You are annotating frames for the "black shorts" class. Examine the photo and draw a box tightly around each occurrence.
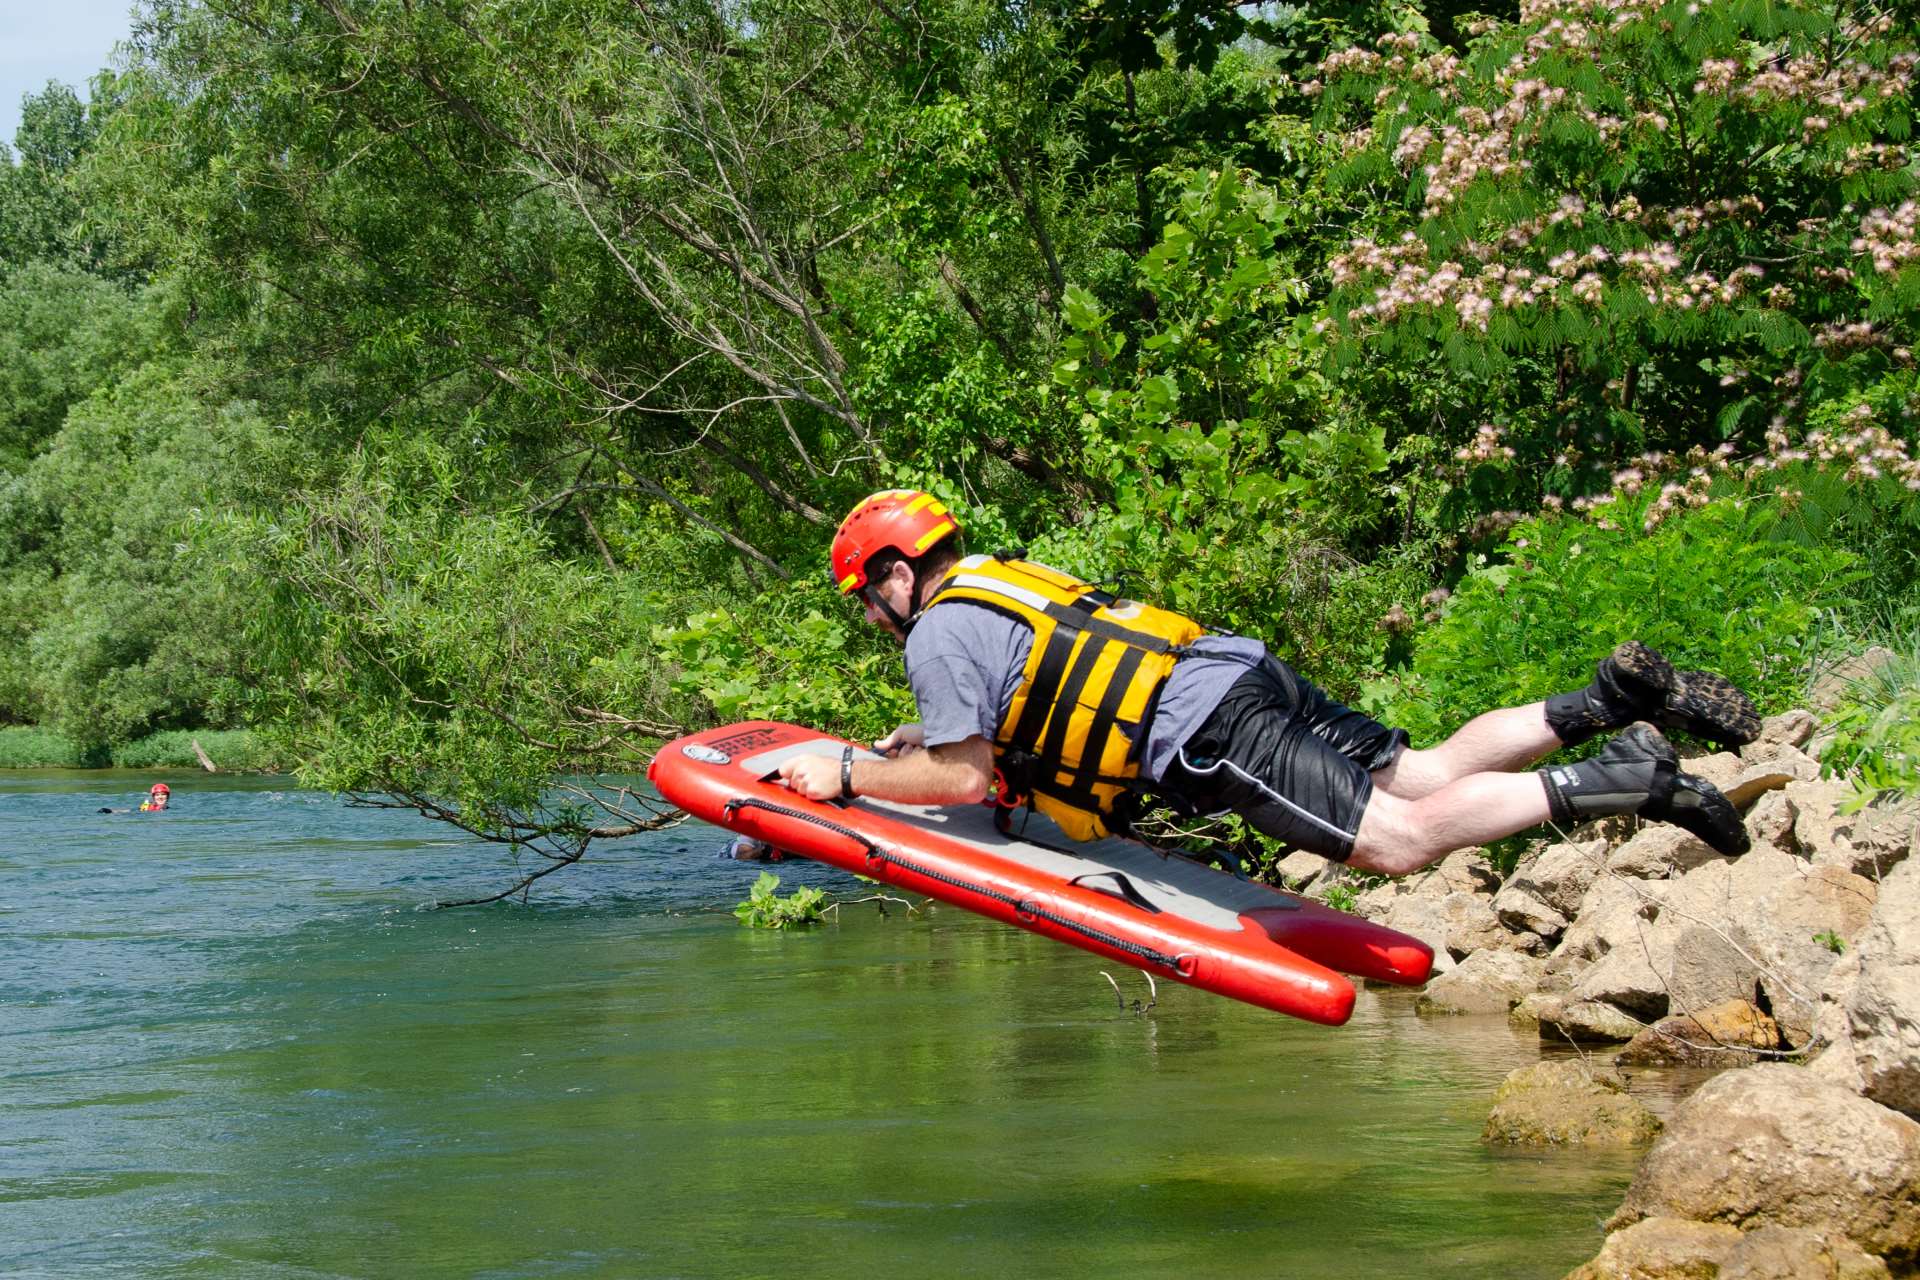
[1152,655,1407,862]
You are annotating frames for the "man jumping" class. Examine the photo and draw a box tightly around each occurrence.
[777,489,1754,875]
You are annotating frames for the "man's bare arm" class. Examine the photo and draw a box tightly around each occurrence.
[777,735,993,805]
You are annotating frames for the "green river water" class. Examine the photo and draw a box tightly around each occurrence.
[2,771,1656,1278]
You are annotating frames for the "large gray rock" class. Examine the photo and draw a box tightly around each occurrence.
[1515,839,1607,916]
[1275,850,1336,892]
[1615,999,1782,1069]
[1352,875,1412,921]
[1811,859,1920,1117]
[1606,824,1724,879]
[1564,1217,1891,1280]
[1563,854,1779,1021]
[1743,788,1800,856]
[1685,746,1811,812]
[1549,876,1665,979]
[1680,749,1747,794]
[1482,1061,1661,1146]
[1745,708,1817,756]
[1739,863,1878,1047]
[1610,1064,1920,1267]
[1493,884,1569,940]
[1427,847,1502,896]
[1573,940,1672,1020]
[1529,994,1647,1044]
[1438,890,1513,959]
[1636,846,1802,999]
[1494,840,1607,941]
[1791,781,1918,878]
[1417,949,1545,1015]
[1664,921,1762,1015]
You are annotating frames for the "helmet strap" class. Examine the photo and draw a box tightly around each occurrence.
[863,579,914,637]
[864,561,940,638]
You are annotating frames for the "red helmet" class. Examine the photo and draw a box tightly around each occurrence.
[150,783,170,795]
[829,490,960,594]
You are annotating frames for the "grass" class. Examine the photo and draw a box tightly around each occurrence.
[1815,632,1920,802]
[0,726,287,771]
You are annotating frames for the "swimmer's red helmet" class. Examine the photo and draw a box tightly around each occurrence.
[149,783,170,795]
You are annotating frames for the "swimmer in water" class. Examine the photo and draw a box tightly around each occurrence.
[100,782,172,814]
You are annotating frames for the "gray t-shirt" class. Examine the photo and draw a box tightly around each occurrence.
[903,600,1266,782]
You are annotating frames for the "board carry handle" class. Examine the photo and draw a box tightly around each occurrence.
[722,796,883,856]
[1067,871,1162,915]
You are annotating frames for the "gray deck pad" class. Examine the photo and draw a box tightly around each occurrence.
[739,738,1299,931]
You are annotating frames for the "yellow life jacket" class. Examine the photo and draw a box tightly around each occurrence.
[919,555,1204,841]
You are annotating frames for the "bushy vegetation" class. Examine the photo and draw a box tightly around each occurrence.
[0,725,277,769]
[0,0,1912,881]
[109,729,282,771]
[0,726,93,768]
[1820,638,1920,803]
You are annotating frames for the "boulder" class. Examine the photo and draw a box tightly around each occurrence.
[1745,708,1817,756]
[1607,824,1724,879]
[1573,941,1672,1020]
[1438,890,1514,958]
[1510,990,1556,1031]
[1610,1064,1920,1267]
[1417,949,1545,1015]
[1493,884,1569,941]
[1554,845,1877,1037]
[1565,1217,1743,1280]
[1811,858,1920,1117]
[1664,921,1762,1015]
[1743,788,1800,857]
[1275,850,1336,893]
[1714,1225,1892,1279]
[1618,846,1798,1020]
[1564,1217,1891,1280]
[1683,750,1748,798]
[1494,840,1610,942]
[1685,741,1814,808]
[1353,875,1412,921]
[1792,781,1919,879]
[1532,995,1647,1044]
[1615,999,1782,1068]
[1483,1060,1661,1146]
[1426,847,1502,896]
[1723,763,1806,811]
[1739,864,1878,1047]
[1510,839,1608,917]
[1550,876,1664,979]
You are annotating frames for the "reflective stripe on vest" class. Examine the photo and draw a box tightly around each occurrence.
[919,555,1204,840]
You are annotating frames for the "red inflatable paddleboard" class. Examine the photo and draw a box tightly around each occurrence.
[649,721,1434,1025]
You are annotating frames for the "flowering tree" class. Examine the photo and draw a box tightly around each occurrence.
[1308,0,1918,516]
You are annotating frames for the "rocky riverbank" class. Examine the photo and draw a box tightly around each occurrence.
[1289,685,1920,1277]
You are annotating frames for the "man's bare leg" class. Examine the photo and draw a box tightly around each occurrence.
[1346,771,1552,876]
[1371,703,1560,801]
[1346,722,1751,876]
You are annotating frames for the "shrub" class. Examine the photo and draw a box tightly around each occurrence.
[1379,497,1859,748]
[109,729,284,771]
[0,726,98,768]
